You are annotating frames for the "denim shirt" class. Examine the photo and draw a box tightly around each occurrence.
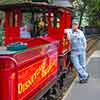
[65,29,86,54]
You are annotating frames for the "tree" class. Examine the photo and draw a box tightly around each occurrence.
[72,0,89,27]
[86,0,100,26]
[73,0,100,27]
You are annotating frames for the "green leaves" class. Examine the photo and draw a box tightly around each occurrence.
[73,0,100,27]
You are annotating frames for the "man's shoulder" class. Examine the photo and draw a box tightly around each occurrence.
[78,29,83,34]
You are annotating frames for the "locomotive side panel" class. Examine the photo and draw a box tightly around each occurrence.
[0,57,17,100]
[17,47,58,99]
[0,42,58,100]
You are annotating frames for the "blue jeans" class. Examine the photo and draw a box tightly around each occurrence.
[71,51,88,80]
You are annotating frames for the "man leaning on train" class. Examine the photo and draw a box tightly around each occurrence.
[64,19,89,83]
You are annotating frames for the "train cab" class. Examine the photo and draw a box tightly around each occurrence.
[0,1,73,100]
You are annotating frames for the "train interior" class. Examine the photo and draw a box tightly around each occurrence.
[0,2,71,54]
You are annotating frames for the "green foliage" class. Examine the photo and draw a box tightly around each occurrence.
[86,0,100,27]
[0,29,3,46]
[73,0,100,27]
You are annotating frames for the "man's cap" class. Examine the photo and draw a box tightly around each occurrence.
[72,19,79,25]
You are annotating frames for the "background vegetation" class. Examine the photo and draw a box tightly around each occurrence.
[72,0,100,27]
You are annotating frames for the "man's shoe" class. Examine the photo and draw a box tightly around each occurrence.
[79,79,88,84]
[79,75,90,84]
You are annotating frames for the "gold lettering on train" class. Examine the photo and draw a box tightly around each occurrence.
[18,61,55,94]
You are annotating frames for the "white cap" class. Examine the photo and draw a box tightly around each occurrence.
[72,19,79,25]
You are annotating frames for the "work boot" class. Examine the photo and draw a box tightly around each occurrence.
[79,75,90,84]
[79,79,88,84]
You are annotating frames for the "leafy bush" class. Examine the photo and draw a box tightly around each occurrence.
[0,29,3,46]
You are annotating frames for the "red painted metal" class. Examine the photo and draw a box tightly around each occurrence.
[4,8,71,54]
[0,42,58,100]
[48,10,71,54]
[4,9,20,45]
[0,2,72,100]
[0,56,18,100]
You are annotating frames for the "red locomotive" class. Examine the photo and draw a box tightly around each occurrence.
[0,1,72,100]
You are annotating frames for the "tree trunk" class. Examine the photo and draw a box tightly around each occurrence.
[79,11,84,27]
[79,5,86,27]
